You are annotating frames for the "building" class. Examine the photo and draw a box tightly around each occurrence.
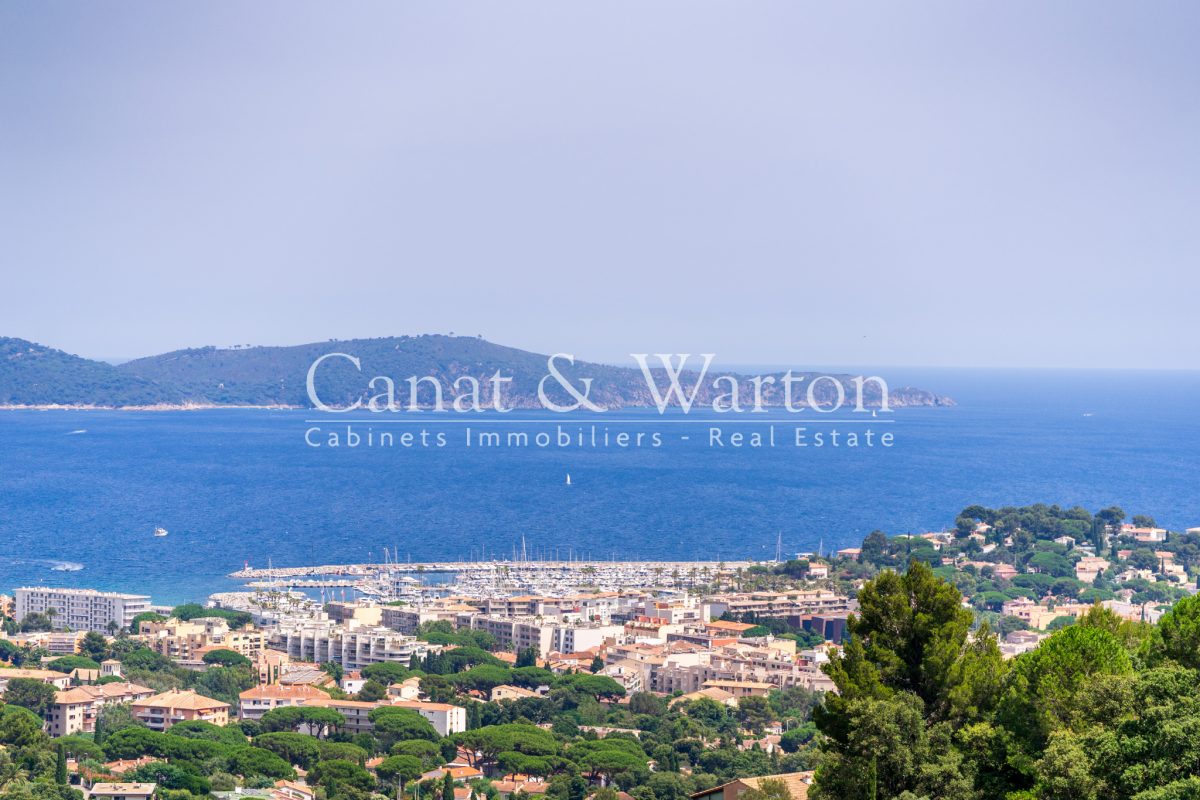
[701,679,774,698]
[273,621,430,670]
[139,617,265,661]
[691,772,813,800]
[456,614,623,657]
[130,689,229,731]
[0,668,74,692]
[490,684,540,702]
[238,683,331,721]
[390,699,467,736]
[46,682,155,737]
[707,590,853,621]
[86,784,156,800]
[14,588,151,633]
[381,603,476,635]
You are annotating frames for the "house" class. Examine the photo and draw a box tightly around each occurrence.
[238,683,331,721]
[670,687,737,708]
[341,671,367,695]
[386,676,422,701]
[47,682,155,737]
[490,780,548,799]
[992,564,1018,581]
[131,689,229,731]
[1075,556,1111,584]
[490,684,539,702]
[691,772,813,800]
[272,780,316,800]
[701,679,773,698]
[85,784,157,800]
[0,668,74,692]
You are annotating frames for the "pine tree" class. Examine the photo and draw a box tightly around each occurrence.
[441,772,454,800]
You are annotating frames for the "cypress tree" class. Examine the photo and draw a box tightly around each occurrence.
[55,743,68,785]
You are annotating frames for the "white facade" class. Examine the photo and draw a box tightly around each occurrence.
[15,587,151,632]
[273,621,429,670]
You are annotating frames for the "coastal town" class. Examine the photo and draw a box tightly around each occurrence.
[4,504,1200,800]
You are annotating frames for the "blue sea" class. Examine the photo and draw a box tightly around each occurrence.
[1,368,1198,604]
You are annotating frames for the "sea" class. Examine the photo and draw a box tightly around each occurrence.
[1,368,1197,604]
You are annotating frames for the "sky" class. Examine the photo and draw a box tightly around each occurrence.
[1,2,1197,369]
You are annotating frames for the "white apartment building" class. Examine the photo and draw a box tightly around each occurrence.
[455,613,622,657]
[390,700,467,736]
[15,587,151,633]
[272,621,430,670]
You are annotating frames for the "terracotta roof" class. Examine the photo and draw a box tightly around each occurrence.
[692,772,812,800]
[132,689,228,711]
[240,684,331,701]
[88,784,157,796]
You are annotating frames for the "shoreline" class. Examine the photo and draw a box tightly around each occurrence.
[0,403,301,411]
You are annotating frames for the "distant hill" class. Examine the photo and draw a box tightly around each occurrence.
[0,337,183,406]
[1,334,953,409]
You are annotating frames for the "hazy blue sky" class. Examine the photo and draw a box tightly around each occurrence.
[1,2,1197,368]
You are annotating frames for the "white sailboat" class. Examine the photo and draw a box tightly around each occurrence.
[565,473,572,486]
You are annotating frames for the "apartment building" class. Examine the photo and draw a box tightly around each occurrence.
[381,602,477,635]
[15,587,151,633]
[139,617,265,660]
[238,683,331,721]
[130,689,229,731]
[46,682,155,737]
[607,637,834,695]
[390,699,466,736]
[272,621,430,670]
[707,589,853,621]
[456,613,622,657]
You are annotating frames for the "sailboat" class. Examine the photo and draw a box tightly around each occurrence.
[565,473,572,486]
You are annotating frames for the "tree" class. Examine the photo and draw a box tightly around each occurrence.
[442,770,454,800]
[4,678,59,718]
[819,561,977,721]
[202,649,251,668]
[1145,594,1200,670]
[54,743,67,785]
[1132,515,1157,529]
[80,631,110,662]
[368,707,440,745]
[998,624,1132,766]
[227,746,297,780]
[377,754,424,796]
[515,647,538,668]
[46,655,101,674]
[308,759,376,793]
[253,732,322,769]
[356,679,387,702]
[391,739,444,770]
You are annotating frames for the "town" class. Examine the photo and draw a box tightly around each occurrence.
[3,503,1200,800]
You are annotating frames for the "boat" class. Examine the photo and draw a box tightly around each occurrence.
[153,527,169,537]
[565,473,572,486]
